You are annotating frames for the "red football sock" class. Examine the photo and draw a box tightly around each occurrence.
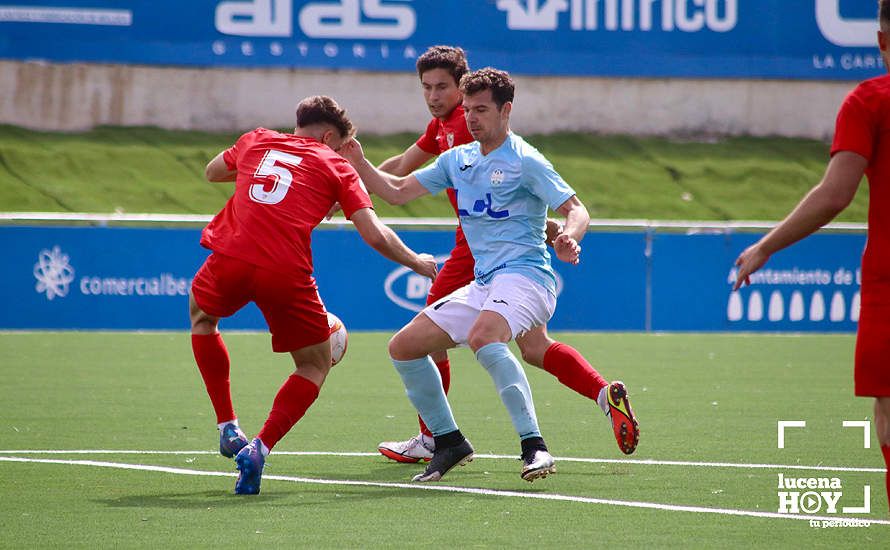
[191,333,235,424]
[541,342,608,401]
[418,358,451,438]
[882,446,890,513]
[257,374,320,450]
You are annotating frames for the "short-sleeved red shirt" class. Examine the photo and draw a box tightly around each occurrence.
[415,105,474,256]
[831,74,890,304]
[201,128,372,281]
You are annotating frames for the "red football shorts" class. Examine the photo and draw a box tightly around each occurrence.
[854,303,890,397]
[191,253,329,353]
[426,244,475,305]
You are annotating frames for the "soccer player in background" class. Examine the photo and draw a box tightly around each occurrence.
[189,96,438,495]
[341,68,602,482]
[734,0,890,512]
[375,45,640,465]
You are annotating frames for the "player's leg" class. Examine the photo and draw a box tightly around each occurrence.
[232,276,333,495]
[467,274,555,481]
[189,253,251,459]
[517,326,639,455]
[234,338,332,495]
[391,297,475,481]
[379,251,474,462]
[854,307,890,511]
[875,397,890,513]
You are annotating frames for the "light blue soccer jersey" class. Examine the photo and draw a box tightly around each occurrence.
[414,133,575,295]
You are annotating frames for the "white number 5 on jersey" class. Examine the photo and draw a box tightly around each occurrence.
[250,149,303,205]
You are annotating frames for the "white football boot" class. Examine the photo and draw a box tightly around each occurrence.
[378,434,434,463]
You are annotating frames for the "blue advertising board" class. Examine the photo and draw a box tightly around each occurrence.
[8,225,648,331]
[651,232,865,332]
[0,1,883,80]
[1,225,866,332]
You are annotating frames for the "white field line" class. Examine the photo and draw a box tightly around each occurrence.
[0,450,883,473]
[0,455,885,526]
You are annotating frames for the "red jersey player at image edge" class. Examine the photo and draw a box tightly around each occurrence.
[734,0,890,513]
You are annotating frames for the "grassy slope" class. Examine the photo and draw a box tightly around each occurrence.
[0,124,868,221]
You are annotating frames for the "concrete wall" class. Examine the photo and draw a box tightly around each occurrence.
[1,61,857,139]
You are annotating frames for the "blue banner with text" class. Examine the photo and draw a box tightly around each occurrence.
[0,1,883,80]
[3,225,865,332]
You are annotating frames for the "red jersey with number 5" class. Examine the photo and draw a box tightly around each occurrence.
[200,128,372,280]
[831,74,890,304]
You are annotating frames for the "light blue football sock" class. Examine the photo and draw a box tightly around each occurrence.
[476,342,541,440]
[392,357,459,436]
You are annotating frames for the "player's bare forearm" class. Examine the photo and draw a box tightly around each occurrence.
[378,154,409,176]
[350,209,437,280]
[733,151,865,290]
[378,144,434,178]
[341,139,430,205]
[757,152,865,256]
[348,154,406,204]
[556,196,590,243]
[369,224,438,280]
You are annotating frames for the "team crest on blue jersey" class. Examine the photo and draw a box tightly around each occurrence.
[490,169,505,185]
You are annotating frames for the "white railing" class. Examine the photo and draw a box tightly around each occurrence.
[0,211,868,232]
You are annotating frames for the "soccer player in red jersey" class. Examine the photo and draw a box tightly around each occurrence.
[189,95,438,495]
[374,46,639,464]
[735,1,890,512]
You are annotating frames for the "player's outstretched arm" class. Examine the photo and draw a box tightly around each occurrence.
[205,151,237,182]
[733,151,866,290]
[339,139,430,205]
[553,196,590,265]
[378,144,435,177]
[350,208,438,281]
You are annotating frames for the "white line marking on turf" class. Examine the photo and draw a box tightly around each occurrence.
[0,450,883,473]
[0,455,885,526]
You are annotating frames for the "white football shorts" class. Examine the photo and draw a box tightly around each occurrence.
[423,272,556,344]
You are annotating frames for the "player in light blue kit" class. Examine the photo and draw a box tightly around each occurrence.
[339,68,591,482]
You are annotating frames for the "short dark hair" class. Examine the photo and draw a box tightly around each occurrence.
[459,68,515,108]
[416,45,469,85]
[882,0,890,29]
[295,95,354,138]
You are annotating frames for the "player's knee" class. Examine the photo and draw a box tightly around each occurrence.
[388,332,413,361]
[468,331,501,353]
[296,362,330,387]
[190,316,217,335]
[188,294,217,334]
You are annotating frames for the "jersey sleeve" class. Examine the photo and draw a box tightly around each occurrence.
[415,118,440,154]
[330,157,373,219]
[222,129,257,170]
[831,86,875,161]
[413,149,454,195]
[522,151,576,210]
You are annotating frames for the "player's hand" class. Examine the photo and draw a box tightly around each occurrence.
[733,243,770,290]
[338,138,365,166]
[554,233,581,265]
[414,253,438,281]
[325,202,342,220]
[544,219,563,248]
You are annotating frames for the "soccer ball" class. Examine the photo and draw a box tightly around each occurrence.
[327,312,348,366]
